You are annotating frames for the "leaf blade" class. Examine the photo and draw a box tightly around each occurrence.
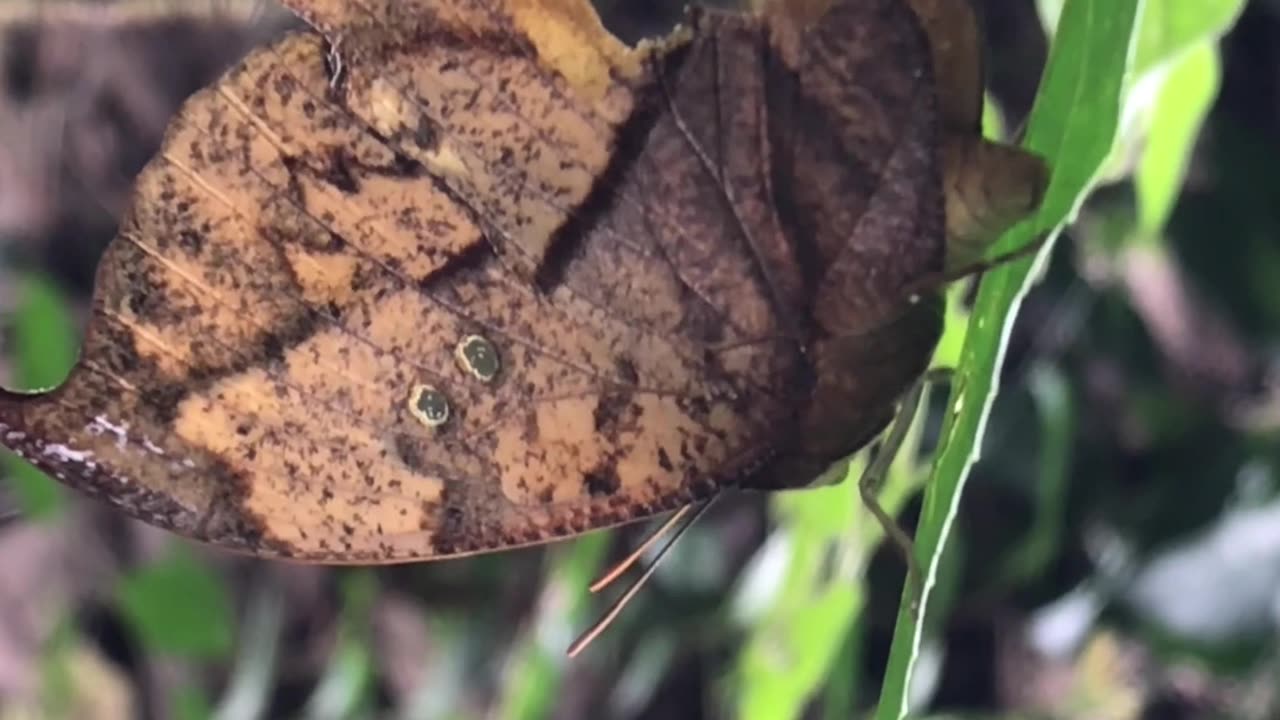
[873,1,1143,716]
[1136,41,1221,237]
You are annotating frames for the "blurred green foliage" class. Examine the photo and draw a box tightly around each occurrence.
[115,547,235,659]
[3,274,75,519]
[497,535,609,720]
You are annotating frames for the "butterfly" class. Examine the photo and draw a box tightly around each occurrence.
[0,0,1045,652]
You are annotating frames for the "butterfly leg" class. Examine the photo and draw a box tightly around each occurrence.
[857,367,952,614]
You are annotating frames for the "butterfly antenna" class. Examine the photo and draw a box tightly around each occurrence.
[589,504,693,593]
[567,498,716,657]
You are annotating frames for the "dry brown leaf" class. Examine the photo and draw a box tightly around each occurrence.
[1,0,1044,562]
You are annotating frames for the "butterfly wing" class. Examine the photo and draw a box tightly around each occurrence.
[0,0,944,560]
[0,2,756,561]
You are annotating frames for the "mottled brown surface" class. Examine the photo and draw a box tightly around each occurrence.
[0,0,1042,562]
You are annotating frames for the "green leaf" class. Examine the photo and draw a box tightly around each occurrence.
[733,479,866,720]
[1134,0,1244,75]
[304,571,377,720]
[9,275,77,388]
[820,627,861,720]
[1099,0,1240,188]
[1000,365,1076,585]
[1136,42,1221,237]
[1042,0,1242,72]
[495,534,609,720]
[173,686,214,720]
[39,616,76,719]
[874,1,1143,718]
[3,274,77,520]
[115,546,235,659]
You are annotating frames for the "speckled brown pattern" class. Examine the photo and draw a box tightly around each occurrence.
[0,0,1045,563]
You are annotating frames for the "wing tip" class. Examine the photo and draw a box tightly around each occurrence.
[0,384,58,445]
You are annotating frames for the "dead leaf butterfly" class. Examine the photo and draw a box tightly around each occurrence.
[0,0,1046,654]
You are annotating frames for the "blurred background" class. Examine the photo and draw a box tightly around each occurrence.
[0,0,1277,718]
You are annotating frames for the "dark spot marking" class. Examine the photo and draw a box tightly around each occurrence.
[324,147,359,194]
[409,385,450,427]
[261,333,286,363]
[615,356,639,385]
[349,263,379,293]
[393,433,427,471]
[143,382,190,425]
[583,461,620,497]
[415,115,440,150]
[279,154,307,202]
[178,229,205,254]
[438,507,466,546]
[657,447,674,472]
[520,411,540,444]
[456,335,500,382]
[272,72,296,106]
[417,240,494,293]
[593,391,631,434]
